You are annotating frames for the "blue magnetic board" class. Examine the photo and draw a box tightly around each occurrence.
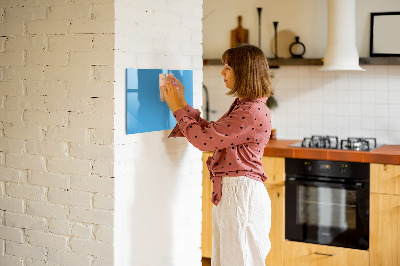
[126,68,193,134]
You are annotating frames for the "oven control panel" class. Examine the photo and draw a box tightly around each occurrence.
[286,158,369,180]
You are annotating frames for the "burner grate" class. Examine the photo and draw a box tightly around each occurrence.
[301,135,339,149]
[340,137,377,151]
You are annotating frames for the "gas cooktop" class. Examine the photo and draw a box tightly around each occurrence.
[289,135,382,151]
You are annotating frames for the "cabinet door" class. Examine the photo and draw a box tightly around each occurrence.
[261,156,285,185]
[370,193,400,266]
[202,152,213,258]
[284,241,369,266]
[370,163,400,195]
[264,184,284,266]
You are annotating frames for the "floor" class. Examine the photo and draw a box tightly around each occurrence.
[202,257,211,266]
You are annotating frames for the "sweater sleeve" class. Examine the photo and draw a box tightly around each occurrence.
[168,104,211,138]
[172,106,257,152]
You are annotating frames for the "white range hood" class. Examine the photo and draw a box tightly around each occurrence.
[320,0,365,71]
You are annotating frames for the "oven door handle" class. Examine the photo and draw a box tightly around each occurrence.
[287,177,364,189]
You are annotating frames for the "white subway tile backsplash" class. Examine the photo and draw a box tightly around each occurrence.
[204,65,400,144]
[362,90,375,104]
[388,65,400,76]
[388,91,400,104]
[389,117,400,131]
[374,130,389,144]
[388,131,400,143]
[388,76,400,91]
[323,103,336,116]
[374,78,388,91]
[362,116,375,130]
[389,104,400,117]
[374,90,388,104]
[375,104,389,117]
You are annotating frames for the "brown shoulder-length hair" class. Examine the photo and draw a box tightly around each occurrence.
[221,44,273,99]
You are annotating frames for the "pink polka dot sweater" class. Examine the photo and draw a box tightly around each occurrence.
[169,97,272,206]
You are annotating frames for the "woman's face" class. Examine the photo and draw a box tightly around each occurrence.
[220,64,235,89]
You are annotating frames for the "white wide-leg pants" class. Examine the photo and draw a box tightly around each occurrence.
[211,176,271,266]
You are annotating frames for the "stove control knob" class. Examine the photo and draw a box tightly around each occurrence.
[340,164,347,174]
[304,161,312,171]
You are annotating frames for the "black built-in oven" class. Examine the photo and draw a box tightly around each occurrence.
[285,158,369,250]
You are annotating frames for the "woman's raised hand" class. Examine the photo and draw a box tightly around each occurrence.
[169,76,187,108]
[160,77,184,113]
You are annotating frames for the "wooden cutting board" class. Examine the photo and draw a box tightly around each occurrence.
[231,16,249,48]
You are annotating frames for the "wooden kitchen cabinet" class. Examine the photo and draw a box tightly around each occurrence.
[370,163,400,195]
[202,152,213,258]
[201,154,286,266]
[284,241,369,266]
[262,156,285,266]
[370,163,400,266]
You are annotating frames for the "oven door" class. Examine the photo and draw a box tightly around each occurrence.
[285,177,369,250]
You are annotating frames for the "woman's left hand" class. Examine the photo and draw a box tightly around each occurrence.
[160,79,184,113]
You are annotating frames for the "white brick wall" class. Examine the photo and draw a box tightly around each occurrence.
[0,0,115,265]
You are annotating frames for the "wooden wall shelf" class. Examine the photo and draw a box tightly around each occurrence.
[359,57,400,65]
[203,57,400,67]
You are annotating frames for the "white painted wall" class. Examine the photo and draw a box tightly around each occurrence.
[113,0,203,266]
[203,0,400,144]
[0,0,115,265]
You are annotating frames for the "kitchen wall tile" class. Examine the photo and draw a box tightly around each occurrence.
[310,66,324,77]
[298,67,311,78]
[348,103,362,116]
[388,91,400,104]
[348,90,362,103]
[348,116,362,129]
[336,115,348,129]
[336,90,349,103]
[374,130,389,144]
[361,75,374,91]
[362,116,375,130]
[285,66,298,77]
[322,70,335,78]
[311,102,324,113]
[375,104,389,117]
[323,103,336,115]
[310,76,324,90]
[374,90,388,104]
[298,77,311,89]
[388,76,400,91]
[361,104,374,117]
[286,77,299,89]
[375,117,389,129]
[374,77,388,91]
[323,87,336,103]
[336,128,349,140]
[361,90,375,103]
[388,117,400,131]
[362,130,375,139]
[348,71,362,88]
[323,115,336,129]
[335,72,349,90]
[388,104,400,117]
[349,128,363,137]
[204,65,399,144]
[374,65,388,77]
[387,65,400,76]
[388,131,400,143]
[336,103,349,116]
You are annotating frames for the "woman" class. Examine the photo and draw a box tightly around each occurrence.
[161,44,273,266]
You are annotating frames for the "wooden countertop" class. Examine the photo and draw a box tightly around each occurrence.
[263,139,400,165]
